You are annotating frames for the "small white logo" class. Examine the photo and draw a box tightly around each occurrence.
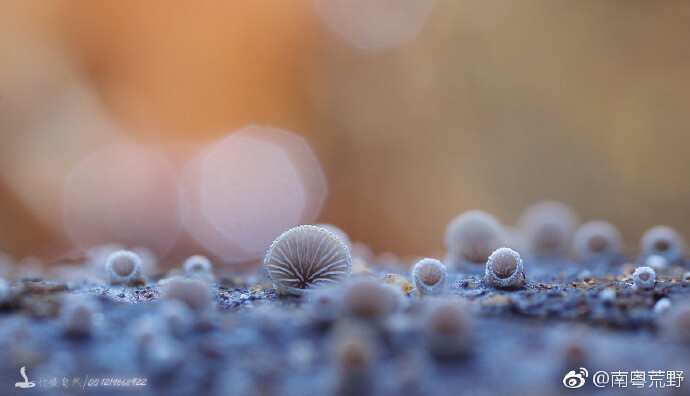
[563,367,588,389]
[15,366,36,389]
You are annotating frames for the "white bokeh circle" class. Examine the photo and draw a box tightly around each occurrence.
[192,126,327,262]
[63,144,182,257]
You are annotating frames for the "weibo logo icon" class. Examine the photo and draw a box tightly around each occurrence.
[563,367,588,389]
[15,366,36,389]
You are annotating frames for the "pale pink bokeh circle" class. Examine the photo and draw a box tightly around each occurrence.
[188,126,326,264]
[63,144,182,257]
[181,145,258,263]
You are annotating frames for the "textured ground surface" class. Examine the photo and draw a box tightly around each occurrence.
[1,259,689,396]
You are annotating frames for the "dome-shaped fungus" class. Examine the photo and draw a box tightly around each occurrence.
[332,324,378,395]
[105,250,142,284]
[572,221,622,262]
[265,225,352,295]
[306,286,344,326]
[632,266,656,290]
[445,210,506,269]
[424,299,473,359]
[412,258,447,295]
[485,247,525,288]
[640,226,686,264]
[343,278,399,320]
[183,255,215,282]
[518,201,579,258]
[162,277,213,314]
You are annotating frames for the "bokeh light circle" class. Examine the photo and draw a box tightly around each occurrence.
[193,126,326,262]
[63,144,182,257]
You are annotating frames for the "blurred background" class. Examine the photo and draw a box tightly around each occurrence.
[2,0,690,266]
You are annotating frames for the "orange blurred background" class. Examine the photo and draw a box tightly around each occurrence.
[2,0,690,263]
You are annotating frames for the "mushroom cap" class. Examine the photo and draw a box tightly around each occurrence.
[265,225,352,295]
[632,266,656,290]
[518,201,580,257]
[572,220,622,261]
[445,210,506,266]
[412,258,447,295]
[105,250,142,283]
[485,248,524,288]
[641,226,686,263]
